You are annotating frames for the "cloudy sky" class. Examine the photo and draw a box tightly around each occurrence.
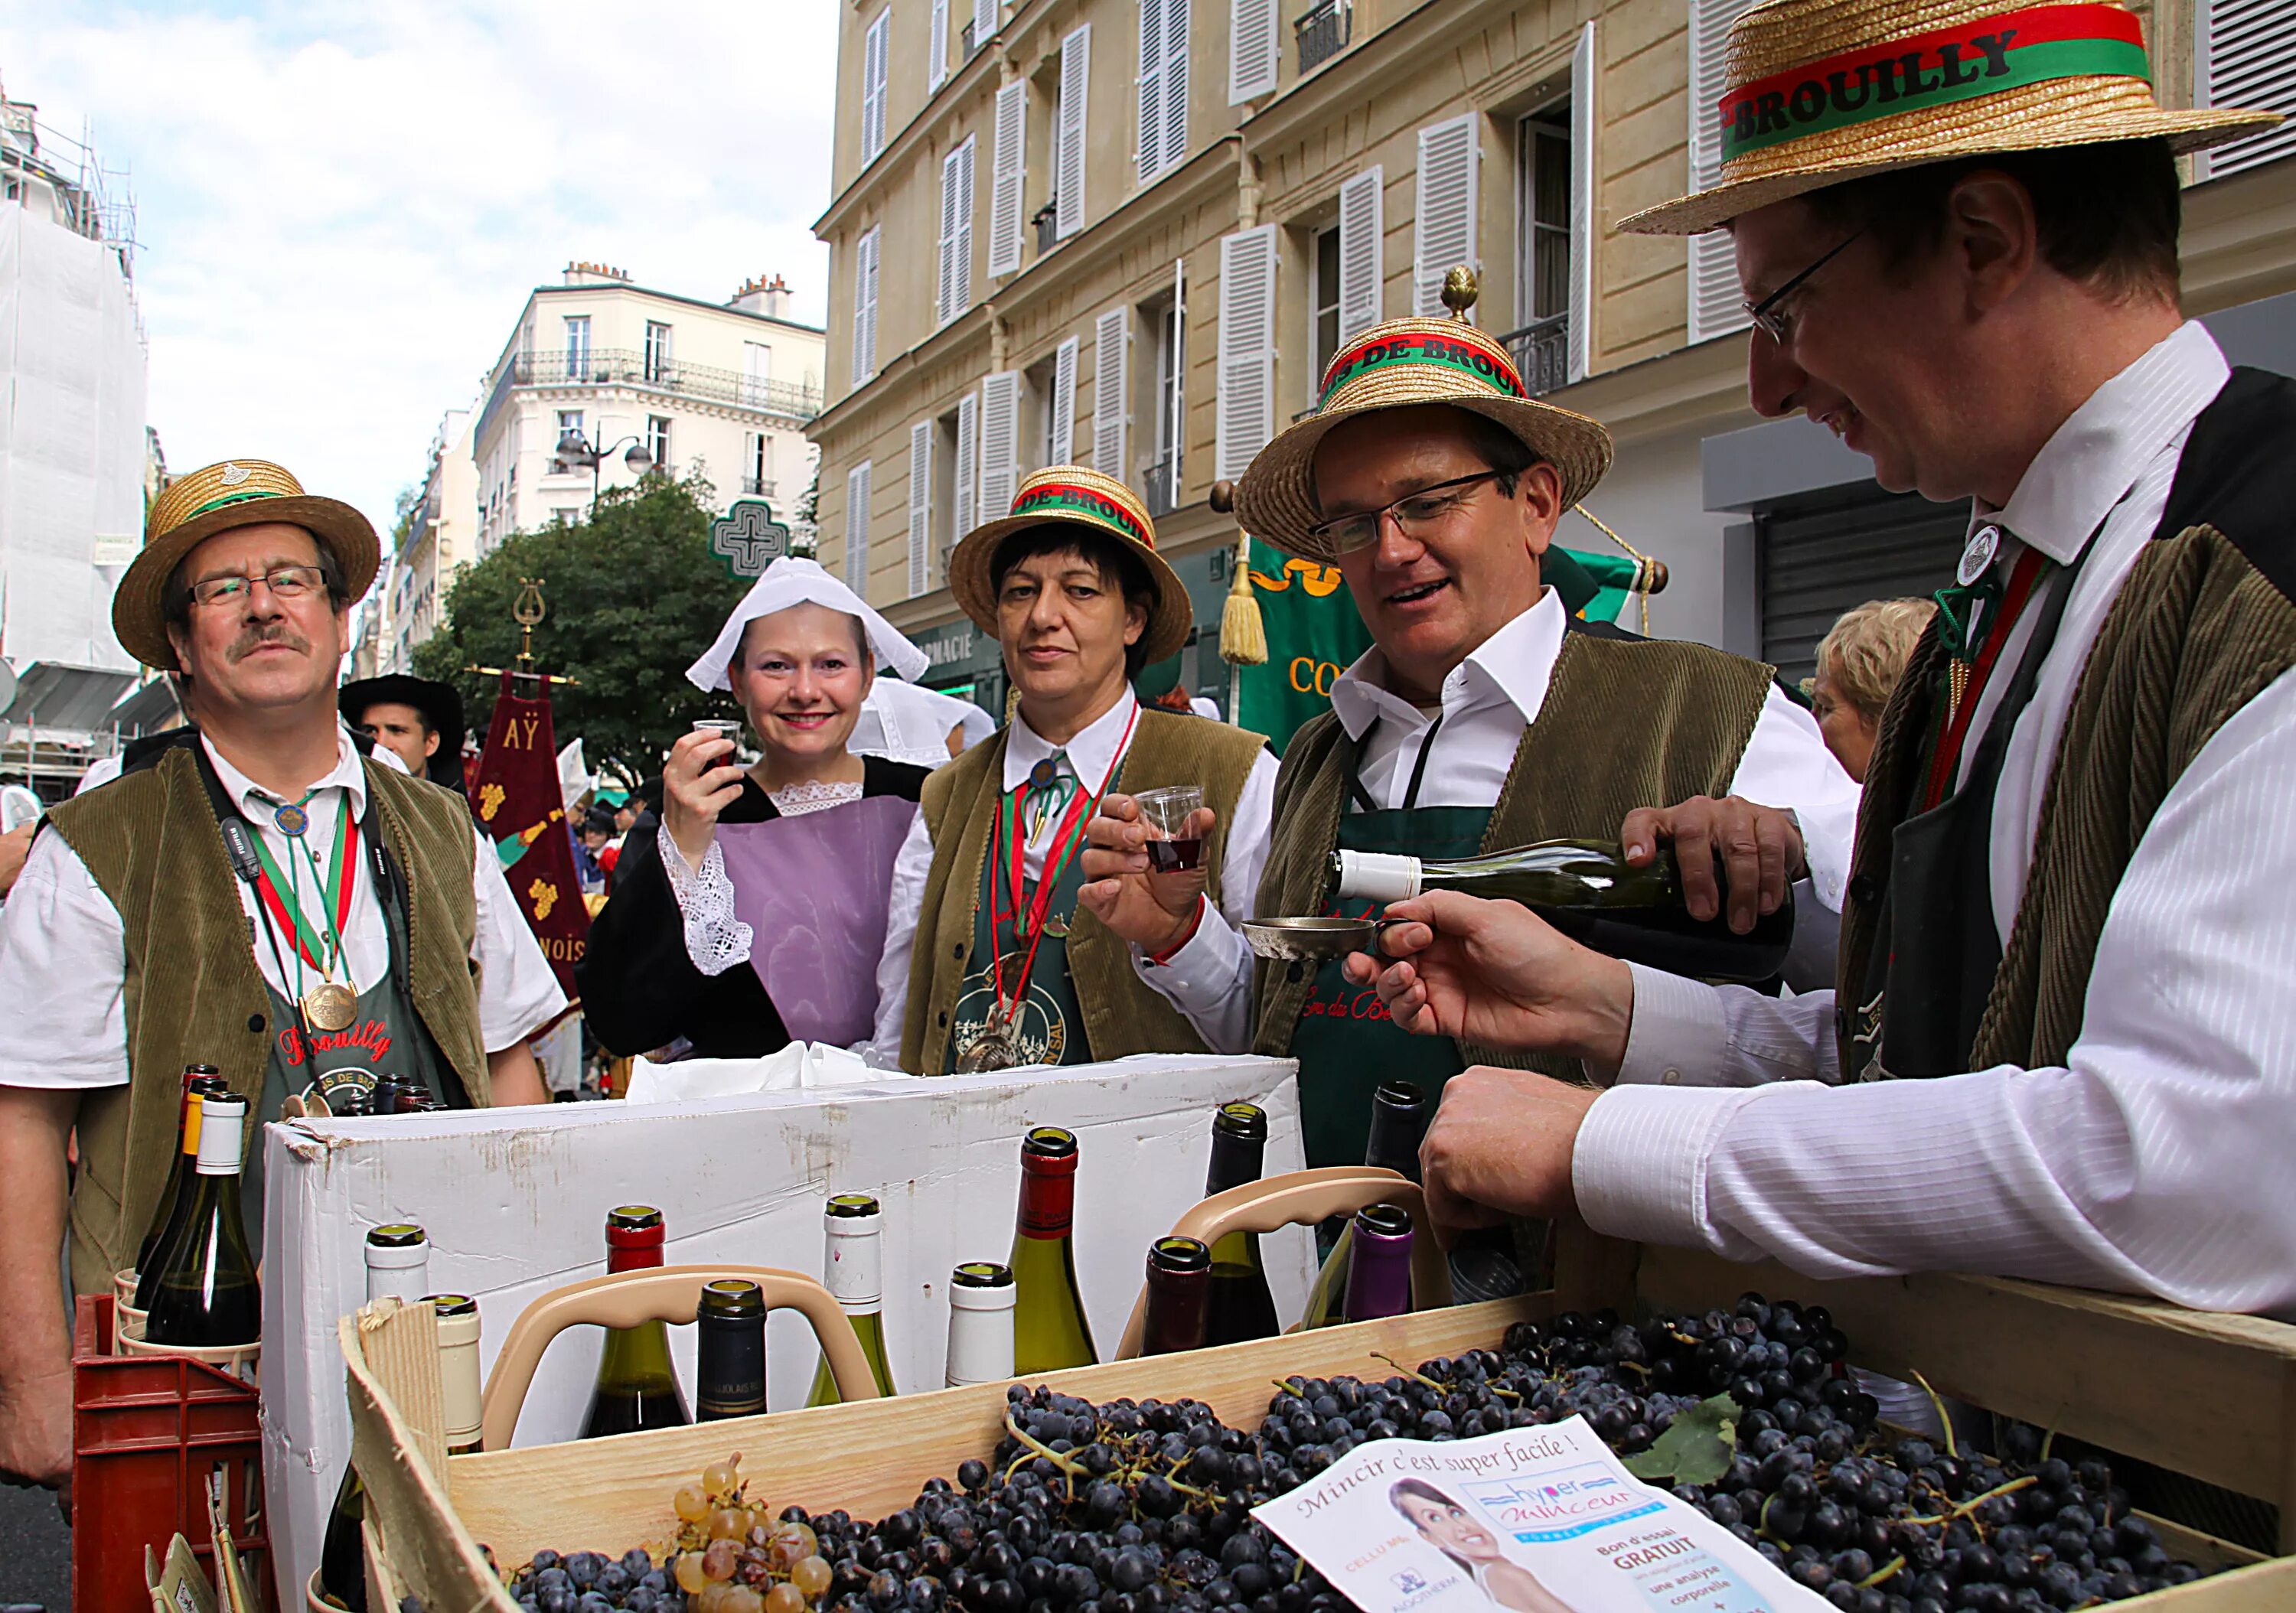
[2,0,839,533]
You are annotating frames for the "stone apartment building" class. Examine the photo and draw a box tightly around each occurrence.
[810,0,2296,717]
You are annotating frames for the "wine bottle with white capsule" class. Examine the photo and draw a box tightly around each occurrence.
[807,1194,898,1405]
[944,1261,1016,1388]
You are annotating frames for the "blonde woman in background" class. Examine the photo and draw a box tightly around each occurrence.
[1807,598,1936,784]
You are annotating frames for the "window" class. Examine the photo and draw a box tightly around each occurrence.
[744,342,773,407]
[862,9,891,162]
[1056,25,1091,239]
[908,419,935,596]
[557,409,585,450]
[563,315,590,380]
[935,402,968,561]
[1093,307,1129,481]
[1516,112,1570,327]
[853,226,882,382]
[988,80,1028,278]
[1311,224,1342,389]
[644,321,673,383]
[930,0,950,91]
[1413,112,1479,317]
[1229,0,1277,103]
[1137,0,1189,183]
[1049,335,1079,465]
[845,461,873,591]
[647,415,671,471]
[1336,165,1383,349]
[938,136,977,325]
[1215,224,1274,485]
[744,432,773,497]
[980,370,1022,522]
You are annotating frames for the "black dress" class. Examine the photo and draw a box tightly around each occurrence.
[578,756,930,1058]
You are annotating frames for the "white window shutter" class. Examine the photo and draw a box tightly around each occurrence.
[2203,1,2296,178]
[930,0,949,91]
[1094,307,1130,480]
[1688,0,1758,342]
[979,370,1022,523]
[1567,21,1595,383]
[1137,0,1166,183]
[1160,0,1190,178]
[863,11,890,161]
[853,227,880,382]
[974,0,997,50]
[1057,26,1091,238]
[989,81,1028,277]
[1050,336,1080,464]
[1216,225,1277,481]
[1336,165,1383,347]
[845,461,872,592]
[954,393,980,559]
[908,421,934,596]
[1413,114,1479,316]
[938,138,976,324]
[1229,0,1277,105]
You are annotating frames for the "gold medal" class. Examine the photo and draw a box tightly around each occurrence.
[954,1026,1020,1073]
[302,981,359,1032]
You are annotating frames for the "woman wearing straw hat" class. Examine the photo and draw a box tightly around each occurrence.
[1078,312,1857,1178]
[578,557,935,1061]
[867,467,1276,1074]
[1358,1,2296,1316]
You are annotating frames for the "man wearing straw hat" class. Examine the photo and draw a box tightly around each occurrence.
[1078,311,1857,1176]
[0,460,563,1497]
[868,467,1277,1074]
[1357,1,2296,1316]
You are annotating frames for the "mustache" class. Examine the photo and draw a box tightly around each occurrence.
[226,623,311,662]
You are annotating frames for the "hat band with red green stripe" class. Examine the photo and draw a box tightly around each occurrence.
[1719,4,2150,163]
[1317,328,1527,411]
[183,487,290,522]
[1009,482,1154,548]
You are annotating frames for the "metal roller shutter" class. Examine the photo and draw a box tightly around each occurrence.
[1759,490,1968,686]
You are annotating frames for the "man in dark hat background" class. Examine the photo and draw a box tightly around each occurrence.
[341,671,467,788]
[0,458,563,1502]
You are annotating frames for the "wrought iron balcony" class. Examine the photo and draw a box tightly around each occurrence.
[1034,198,1060,256]
[960,18,977,54]
[740,475,777,498]
[1143,456,1178,516]
[1499,313,1570,397]
[1296,0,1352,75]
[484,349,824,432]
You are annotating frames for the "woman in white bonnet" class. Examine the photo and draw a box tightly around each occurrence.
[579,559,934,1058]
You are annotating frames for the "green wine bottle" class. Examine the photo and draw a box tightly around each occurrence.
[1008,1126,1097,1372]
[579,1205,691,1439]
[1332,837,1794,983]
[806,1194,897,1405]
[1140,1236,1212,1357]
[142,1092,260,1347]
[135,1073,230,1311]
[317,1224,433,1611]
[1299,1080,1428,1329]
[697,1279,768,1421]
[1201,1103,1279,1346]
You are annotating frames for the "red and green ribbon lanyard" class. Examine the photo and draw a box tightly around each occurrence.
[247,794,360,975]
[1919,546,2050,812]
[988,705,1140,1022]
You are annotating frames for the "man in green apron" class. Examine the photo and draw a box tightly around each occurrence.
[0,458,563,1502]
[1081,313,1860,1170]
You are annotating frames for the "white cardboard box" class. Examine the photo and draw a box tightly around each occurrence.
[259,1054,1307,1608]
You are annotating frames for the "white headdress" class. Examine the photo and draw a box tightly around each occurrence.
[686,557,931,691]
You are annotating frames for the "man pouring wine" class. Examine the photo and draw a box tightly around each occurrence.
[1079,305,1859,1175]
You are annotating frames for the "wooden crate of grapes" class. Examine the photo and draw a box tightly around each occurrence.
[345,1227,2296,1613]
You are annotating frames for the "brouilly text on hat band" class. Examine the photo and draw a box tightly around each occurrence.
[1009,482,1154,547]
[1316,331,1527,411]
[1718,4,2149,164]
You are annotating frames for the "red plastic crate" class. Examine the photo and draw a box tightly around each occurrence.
[71,1293,271,1612]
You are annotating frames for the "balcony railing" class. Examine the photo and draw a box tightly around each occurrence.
[1500,313,1570,397]
[960,18,977,54]
[483,349,824,439]
[1296,0,1352,76]
[740,475,777,498]
[1143,456,1178,517]
[1034,199,1060,256]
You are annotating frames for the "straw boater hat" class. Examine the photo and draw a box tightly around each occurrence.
[1234,316,1614,563]
[947,466,1193,666]
[116,458,381,671]
[1624,0,2283,236]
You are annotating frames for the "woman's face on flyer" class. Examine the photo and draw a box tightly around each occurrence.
[1401,1495,1499,1562]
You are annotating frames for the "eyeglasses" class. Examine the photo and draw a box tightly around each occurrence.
[1743,226,1867,346]
[184,565,327,609]
[1306,469,1508,554]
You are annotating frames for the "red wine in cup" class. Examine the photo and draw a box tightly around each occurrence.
[1146,836,1203,872]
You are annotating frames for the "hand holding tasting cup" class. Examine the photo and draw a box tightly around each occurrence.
[661,722,750,872]
[1618,794,1805,937]
[1341,890,1636,1077]
[1078,791,1218,955]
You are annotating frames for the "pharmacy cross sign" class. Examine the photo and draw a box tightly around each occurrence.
[709,498,792,578]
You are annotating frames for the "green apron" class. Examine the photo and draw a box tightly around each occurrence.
[1287,722,1491,1168]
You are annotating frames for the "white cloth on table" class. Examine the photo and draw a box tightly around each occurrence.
[1574,321,2296,1320]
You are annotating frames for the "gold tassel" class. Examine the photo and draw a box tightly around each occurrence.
[1220,525,1267,666]
[1570,502,1662,637]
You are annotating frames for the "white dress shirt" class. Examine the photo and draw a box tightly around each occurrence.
[1577,322,2296,1318]
[863,689,1281,1067]
[1137,587,1864,1054]
[0,725,569,1087]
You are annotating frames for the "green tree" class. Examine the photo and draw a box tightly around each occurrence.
[415,474,747,781]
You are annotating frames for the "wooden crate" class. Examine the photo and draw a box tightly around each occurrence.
[347,1242,2296,1612]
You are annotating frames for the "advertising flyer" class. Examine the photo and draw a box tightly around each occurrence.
[1251,1416,1825,1613]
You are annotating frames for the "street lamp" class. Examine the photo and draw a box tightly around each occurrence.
[550,429,655,512]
